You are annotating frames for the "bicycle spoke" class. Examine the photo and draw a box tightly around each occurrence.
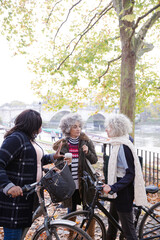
[139,202,160,239]
[32,223,91,240]
[143,226,160,236]
[63,210,107,239]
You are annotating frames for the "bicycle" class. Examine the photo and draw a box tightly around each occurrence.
[63,171,160,240]
[19,163,92,240]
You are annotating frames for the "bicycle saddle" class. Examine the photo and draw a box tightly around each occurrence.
[145,185,159,194]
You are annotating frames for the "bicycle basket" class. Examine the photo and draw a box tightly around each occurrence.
[41,162,76,203]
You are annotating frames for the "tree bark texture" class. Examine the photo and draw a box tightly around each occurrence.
[120,44,136,123]
[113,0,136,125]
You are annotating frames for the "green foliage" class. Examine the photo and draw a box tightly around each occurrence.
[135,59,160,113]
[0,0,160,116]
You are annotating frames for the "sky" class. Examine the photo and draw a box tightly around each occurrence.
[0,36,40,106]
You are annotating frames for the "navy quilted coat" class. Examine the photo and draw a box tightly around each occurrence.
[0,131,52,228]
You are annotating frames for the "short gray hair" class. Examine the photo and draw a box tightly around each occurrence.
[105,113,132,137]
[59,113,84,137]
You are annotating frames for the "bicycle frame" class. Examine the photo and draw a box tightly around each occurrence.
[70,172,160,240]
[21,179,87,240]
[96,200,123,232]
[96,195,160,240]
[82,186,124,236]
[21,183,53,239]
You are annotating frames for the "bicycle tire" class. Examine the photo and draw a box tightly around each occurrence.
[32,219,92,240]
[62,210,107,240]
[139,202,160,239]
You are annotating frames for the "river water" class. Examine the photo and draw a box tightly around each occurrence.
[86,124,160,153]
[134,124,160,153]
[0,124,159,153]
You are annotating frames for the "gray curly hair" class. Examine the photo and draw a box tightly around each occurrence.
[105,113,132,137]
[59,113,84,137]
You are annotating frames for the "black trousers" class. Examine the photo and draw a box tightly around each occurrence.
[106,202,138,240]
[68,189,81,213]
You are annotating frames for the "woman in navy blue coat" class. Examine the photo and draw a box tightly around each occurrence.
[0,109,62,240]
[103,113,147,240]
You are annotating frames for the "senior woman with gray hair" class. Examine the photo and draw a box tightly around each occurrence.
[103,113,148,240]
[53,113,98,239]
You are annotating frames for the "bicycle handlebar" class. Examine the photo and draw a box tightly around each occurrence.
[83,171,159,202]
[21,182,38,193]
[8,167,51,198]
[82,171,114,196]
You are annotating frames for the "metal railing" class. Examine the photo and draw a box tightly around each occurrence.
[91,137,160,187]
[137,148,160,186]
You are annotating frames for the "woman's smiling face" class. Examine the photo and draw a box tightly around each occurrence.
[70,121,81,138]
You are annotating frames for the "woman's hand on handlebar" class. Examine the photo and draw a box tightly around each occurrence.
[7,186,23,198]
[103,184,111,195]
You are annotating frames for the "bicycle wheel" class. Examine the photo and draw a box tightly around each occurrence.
[63,210,107,240]
[139,202,160,239]
[32,219,92,240]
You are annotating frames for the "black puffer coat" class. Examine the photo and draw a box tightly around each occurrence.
[53,132,98,208]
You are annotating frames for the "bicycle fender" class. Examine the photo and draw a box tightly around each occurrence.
[49,219,77,226]
[32,219,77,239]
[34,219,77,233]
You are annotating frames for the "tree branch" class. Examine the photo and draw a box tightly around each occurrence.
[88,0,103,15]
[137,11,160,40]
[135,10,160,55]
[66,1,113,50]
[98,55,121,82]
[52,0,83,50]
[82,0,103,24]
[130,4,160,40]
[56,2,113,70]
[46,0,63,24]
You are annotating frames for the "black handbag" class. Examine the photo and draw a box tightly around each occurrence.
[41,161,76,203]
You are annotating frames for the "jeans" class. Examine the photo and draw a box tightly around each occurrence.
[3,227,23,240]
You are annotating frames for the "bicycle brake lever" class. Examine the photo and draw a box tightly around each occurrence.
[25,188,35,200]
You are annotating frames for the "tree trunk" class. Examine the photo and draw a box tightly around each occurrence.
[120,43,136,124]
[116,0,136,135]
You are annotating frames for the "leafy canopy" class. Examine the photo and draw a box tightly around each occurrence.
[0,0,160,112]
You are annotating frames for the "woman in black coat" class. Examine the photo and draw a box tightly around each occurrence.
[0,109,62,240]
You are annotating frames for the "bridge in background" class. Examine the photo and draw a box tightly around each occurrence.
[0,103,114,130]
